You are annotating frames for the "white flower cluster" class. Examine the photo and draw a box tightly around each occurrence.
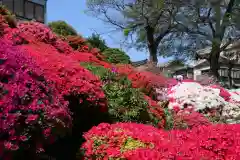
[167,82,240,123]
[223,90,240,123]
[228,89,240,102]
[222,102,240,123]
[168,82,227,111]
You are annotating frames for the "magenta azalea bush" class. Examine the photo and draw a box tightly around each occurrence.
[0,40,71,156]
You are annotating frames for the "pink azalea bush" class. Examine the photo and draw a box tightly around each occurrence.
[81,122,240,160]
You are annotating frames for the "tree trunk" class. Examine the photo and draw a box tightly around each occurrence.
[145,25,158,64]
[228,63,233,89]
[209,42,221,80]
[148,45,158,63]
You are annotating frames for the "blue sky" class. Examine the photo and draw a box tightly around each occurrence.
[46,0,170,63]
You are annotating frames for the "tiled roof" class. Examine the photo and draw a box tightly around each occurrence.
[131,59,148,67]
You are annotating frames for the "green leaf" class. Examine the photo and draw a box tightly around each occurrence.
[123,28,130,36]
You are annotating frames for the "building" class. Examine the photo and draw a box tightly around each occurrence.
[131,59,164,75]
[0,0,47,23]
[131,59,148,67]
[157,60,194,79]
[193,41,240,87]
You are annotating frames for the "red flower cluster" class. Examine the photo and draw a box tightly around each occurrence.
[173,108,211,129]
[4,21,73,54]
[65,35,89,52]
[65,35,108,65]
[116,64,167,94]
[82,122,240,160]
[0,15,112,159]
[0,40,71,153]
[19,42,107,112]
[144,95,165,128]
[210,85,231,101]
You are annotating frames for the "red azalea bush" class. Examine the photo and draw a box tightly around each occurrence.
[4,21,73,54]
[0,40,108,159]
[70,51,112,69]
[144,96,165,128]
[172,108,212,129]
[116,64,167,97]
[20,42,108,115]
[65,35,89,52]
[65,35,107,64]
[0,17,109,159]
[0,40,71,158]
[81,122,240,160]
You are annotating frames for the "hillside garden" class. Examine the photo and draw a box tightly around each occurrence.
[0,6,240,160]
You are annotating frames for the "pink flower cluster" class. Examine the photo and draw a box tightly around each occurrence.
[0,40,71,153]
[82,122,240,159]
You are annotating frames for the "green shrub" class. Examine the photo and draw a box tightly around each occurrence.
[48,20,78,37]
[102,48,131,64]
[0,5,17,28]
[87,33,108,52]
[81,63,151,123]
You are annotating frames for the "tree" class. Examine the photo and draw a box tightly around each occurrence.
[102,48,131,64]
[87,33,108,51]
[48,20,78,37]
[174,0,240,78]
[86,0,183,64]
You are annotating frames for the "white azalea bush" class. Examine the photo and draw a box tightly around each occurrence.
[167,82,240,123]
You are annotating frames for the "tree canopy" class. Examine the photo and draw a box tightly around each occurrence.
[86,0,185,63]
[87,33,108,52]
[48,20,78,37]
[86,0,240,78]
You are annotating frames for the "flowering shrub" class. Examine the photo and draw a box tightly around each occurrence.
[4,21,73,54]
[20,42,108,115]
[17,42,108,159]
[172,108,211,129]
[0,40,71,158]
[65,35,89,52]
[168,82,227,110]
[144,96,165,128]
[168,82,240,124]
[81,122,240,159]
[65,35,106,62]
[116,64,167,96]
